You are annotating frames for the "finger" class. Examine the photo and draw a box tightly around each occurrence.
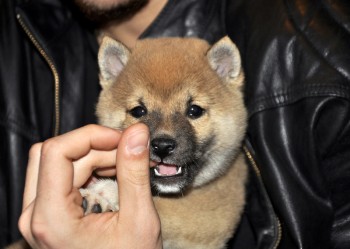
[72,149,117,187]
[94,166,117,177]
[22,143,42,210]
[116,123,154,214]
[36,125,121,207]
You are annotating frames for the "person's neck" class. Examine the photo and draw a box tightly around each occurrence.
[98,0,167,48]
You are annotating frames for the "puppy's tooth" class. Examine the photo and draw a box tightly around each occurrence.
[92,204,102,213]
[154,167,161,176]
[176,166,182,174]
[82,198,88,211]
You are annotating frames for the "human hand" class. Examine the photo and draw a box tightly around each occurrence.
[18,124,162,249]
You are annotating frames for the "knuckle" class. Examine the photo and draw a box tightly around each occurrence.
[31,219,49,243]
[41,138,62,157]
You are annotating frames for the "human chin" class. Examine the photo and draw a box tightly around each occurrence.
[74,0,149,24]
[74,0,129,10]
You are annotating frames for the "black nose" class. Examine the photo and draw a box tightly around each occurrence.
[151,138,176,159]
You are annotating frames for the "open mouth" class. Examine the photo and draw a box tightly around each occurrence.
[155,164,182,177]
[151,161,183,177]
[149,160,192,194]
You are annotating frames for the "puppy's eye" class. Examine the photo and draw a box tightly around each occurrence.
[129,106,147,118]
[187,105,205,119]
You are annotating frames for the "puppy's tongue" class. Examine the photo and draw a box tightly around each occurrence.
[158,164,178,175]
[154,163,183,176]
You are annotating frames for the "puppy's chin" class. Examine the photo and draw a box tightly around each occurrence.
[152,183,184,194]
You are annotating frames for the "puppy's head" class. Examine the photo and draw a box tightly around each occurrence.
[96,36,247,195]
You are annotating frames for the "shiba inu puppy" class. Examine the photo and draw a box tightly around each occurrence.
[9,36,248,249]
[80,36,248,249]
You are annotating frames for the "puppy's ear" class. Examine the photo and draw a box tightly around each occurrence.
[98,36,131,89]
[207,36,243,87]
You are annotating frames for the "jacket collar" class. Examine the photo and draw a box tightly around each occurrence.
[141,0,226,44]
[16,0,78,52]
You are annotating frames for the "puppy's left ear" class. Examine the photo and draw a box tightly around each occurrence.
[98,36,131,89]
[207,36,243,87]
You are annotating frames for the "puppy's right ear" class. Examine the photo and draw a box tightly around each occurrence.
[98,36,130,89]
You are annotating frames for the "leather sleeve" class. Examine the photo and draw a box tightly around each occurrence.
[317,98,350,248]
[226,0,350,248]
[0,0,35,247]
[247,98,350,249]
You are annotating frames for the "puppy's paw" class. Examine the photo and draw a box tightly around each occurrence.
[79,179,119,214]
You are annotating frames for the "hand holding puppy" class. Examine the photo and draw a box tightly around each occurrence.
[18,123,162,249]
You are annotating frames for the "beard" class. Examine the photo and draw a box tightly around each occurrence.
[74,0,150,24]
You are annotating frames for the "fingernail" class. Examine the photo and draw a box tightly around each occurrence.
[126,130,149,155]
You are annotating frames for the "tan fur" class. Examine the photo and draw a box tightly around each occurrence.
[155,154,247,249]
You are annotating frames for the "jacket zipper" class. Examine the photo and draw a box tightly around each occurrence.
[243,146,282,249]
[16,14,60,137]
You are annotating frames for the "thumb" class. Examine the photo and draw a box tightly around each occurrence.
[116,123,162,249]
[116,123,153,213]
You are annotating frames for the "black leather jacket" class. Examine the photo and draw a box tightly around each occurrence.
[1,0,349,248]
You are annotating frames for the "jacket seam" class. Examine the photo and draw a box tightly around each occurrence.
[248,84,350,116]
